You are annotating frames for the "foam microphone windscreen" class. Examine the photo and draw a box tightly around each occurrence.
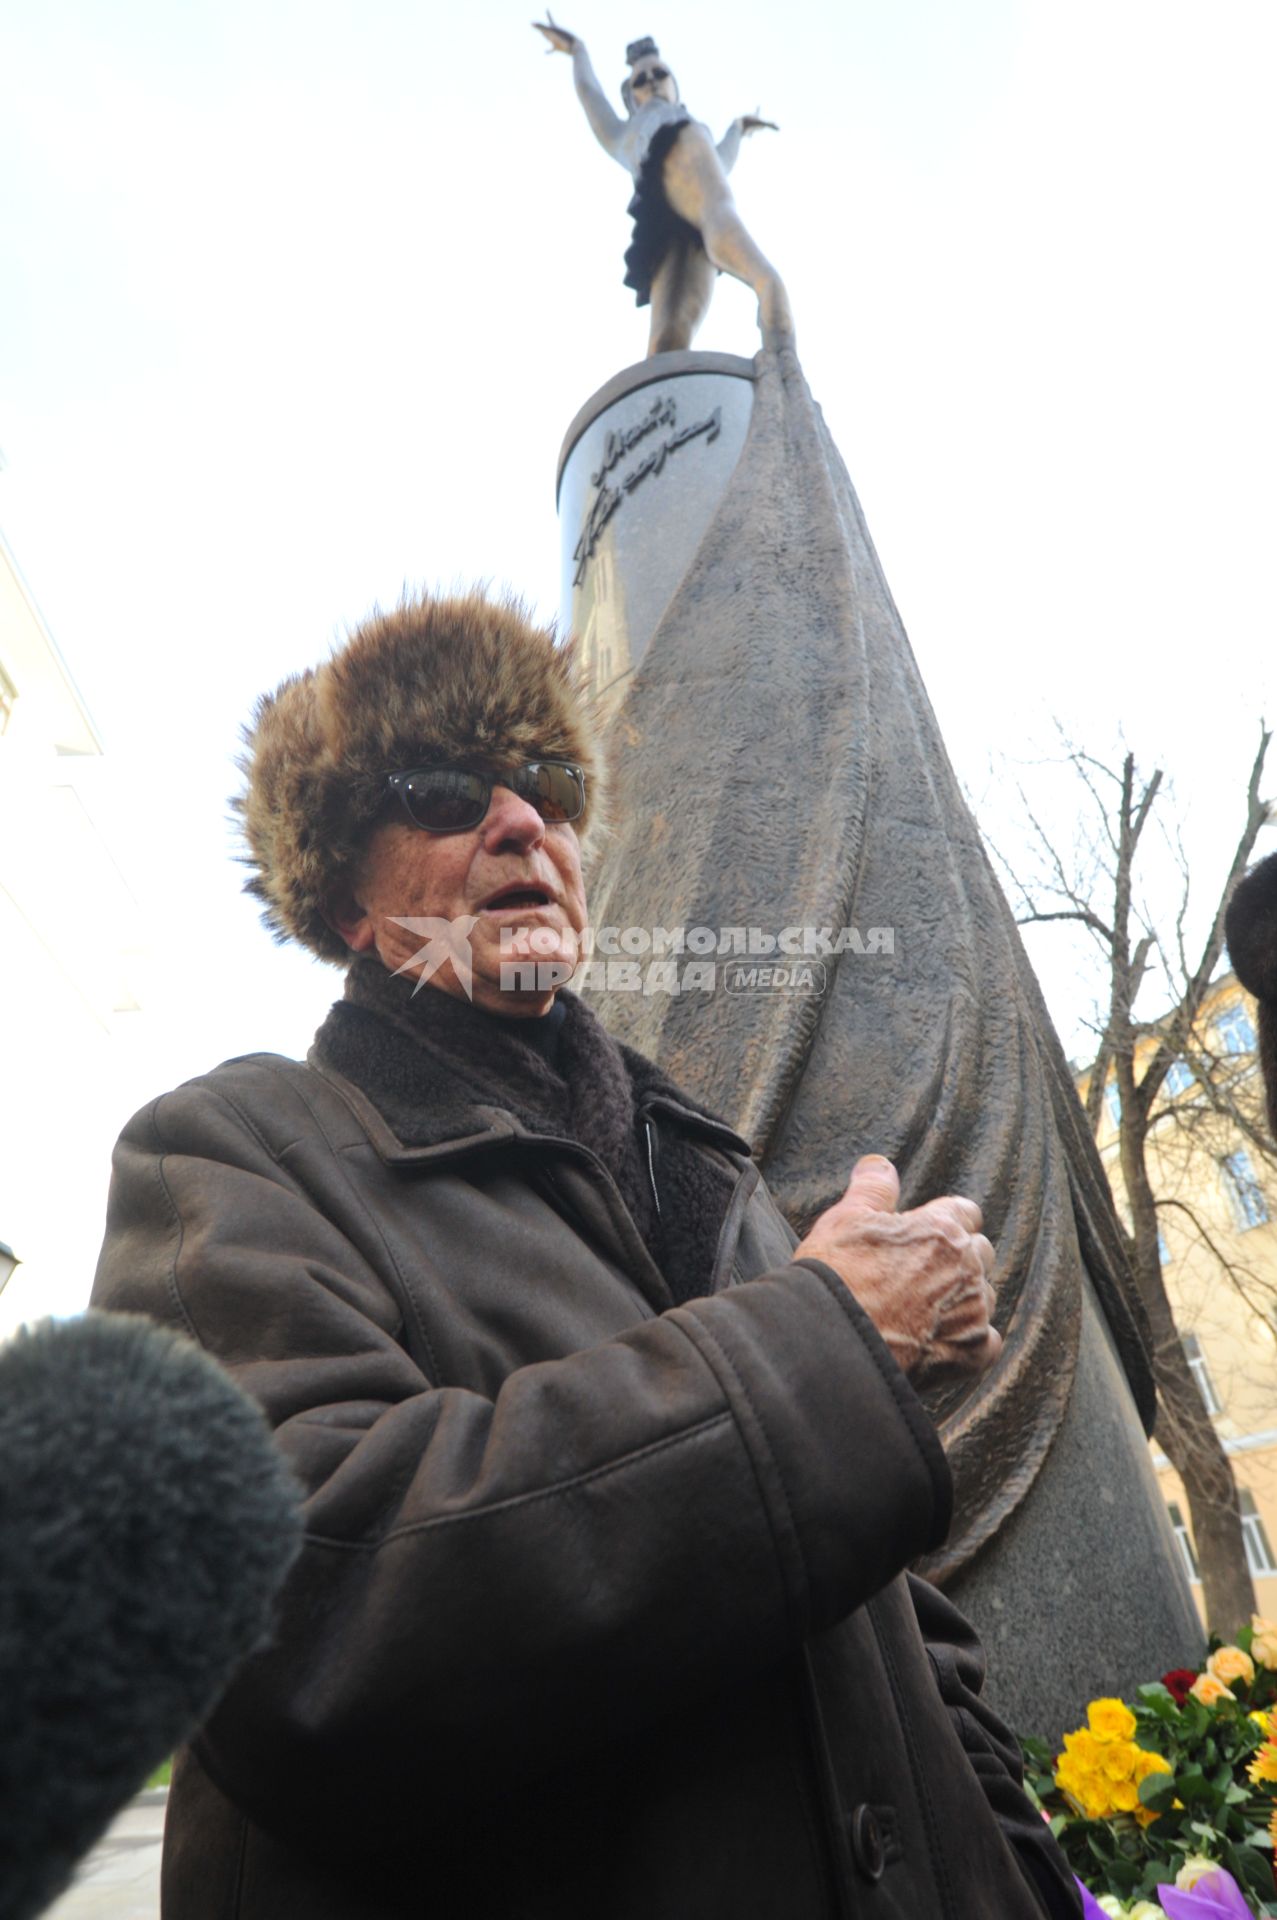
[0,1311,303,1920]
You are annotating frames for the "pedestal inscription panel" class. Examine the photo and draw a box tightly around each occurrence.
[557,351,754,700]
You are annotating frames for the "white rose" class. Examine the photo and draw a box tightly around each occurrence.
[1176,1853,1222,1890]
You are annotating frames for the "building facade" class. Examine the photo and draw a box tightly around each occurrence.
[1087,977,1277,1622]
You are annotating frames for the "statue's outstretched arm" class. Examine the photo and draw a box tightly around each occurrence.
[717,111,780,175]
[533,16,627,161]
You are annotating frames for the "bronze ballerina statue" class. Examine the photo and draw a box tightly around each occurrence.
[534,17,794,355]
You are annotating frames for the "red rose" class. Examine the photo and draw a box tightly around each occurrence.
[1162,1668,1198,1706]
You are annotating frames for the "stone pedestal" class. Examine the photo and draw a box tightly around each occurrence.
[562,345,1203,1742]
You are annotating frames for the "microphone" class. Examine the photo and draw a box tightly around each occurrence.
[0,1311,303,1920]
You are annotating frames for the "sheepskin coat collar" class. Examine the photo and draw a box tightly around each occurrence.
[313,961,748,1304]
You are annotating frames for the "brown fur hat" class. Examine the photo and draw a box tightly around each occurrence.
[235,588,602,965]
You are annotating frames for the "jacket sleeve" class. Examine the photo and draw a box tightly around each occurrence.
[92,1068,952,1846]
[910,1575,1083,1920]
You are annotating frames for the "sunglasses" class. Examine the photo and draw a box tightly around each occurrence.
[632,65,670,86]
[385,761,586,834]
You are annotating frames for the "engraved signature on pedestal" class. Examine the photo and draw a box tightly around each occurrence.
[573,395,722,587]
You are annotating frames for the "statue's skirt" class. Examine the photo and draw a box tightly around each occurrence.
[622,119,705,309]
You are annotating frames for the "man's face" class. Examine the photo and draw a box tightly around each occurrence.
[330,780,589,1017]
[630,59,677,106]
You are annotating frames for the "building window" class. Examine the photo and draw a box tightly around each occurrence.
[1167,1502,1201,1583]
[0,659,16,736]
[1216,1001,1257,1055]
[1157,1230,1171,1266]
[1105,1081,1122,1128]
[1182,1333,1221,1415]
[1240,1489,1277,1578]
[1164,1059,1194,1097]
[1222,1150,1269,1230]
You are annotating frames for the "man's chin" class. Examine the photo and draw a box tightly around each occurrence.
[473,946,580,1014]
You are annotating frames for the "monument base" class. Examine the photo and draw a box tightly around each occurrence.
[949,1282,1202,1744]
[569,344,1202,1740]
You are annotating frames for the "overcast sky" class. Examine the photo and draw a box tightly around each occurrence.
[2,0,1274,1320]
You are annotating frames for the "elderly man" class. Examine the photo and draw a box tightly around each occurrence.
[535,19,794,354]
[93,590,1079,1919]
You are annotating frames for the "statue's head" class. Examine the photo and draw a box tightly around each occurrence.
[622,37,679,114]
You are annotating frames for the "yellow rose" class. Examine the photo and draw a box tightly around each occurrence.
[1124,1747,1172,1825]
[1252,1616,1277,1668]
[1087,1697,1137,1742]
[1095,1899,1125,1917]
[1207,1644,1255,1687]
[1053,1760,1082,1801]
[1190,1672,1236,1706]
[1248,1709,1271,1733]
[1128,1905,1164,1919]
[1060,1728,1104,1775]
[1176,1854,1223,1891]
[1109,1777,1139,1812]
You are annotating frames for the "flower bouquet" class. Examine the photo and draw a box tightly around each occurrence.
[1020,1619,1277,1917]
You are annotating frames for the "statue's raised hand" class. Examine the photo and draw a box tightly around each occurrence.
[739,111,779,136]
[533,13,579,53]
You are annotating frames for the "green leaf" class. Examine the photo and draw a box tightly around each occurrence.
[1140,1775,1178,1810]
[1138,1684,1178,1716]
[1141,1862,1190,1901]
[1226,1838,1276,1902]
[1105,1856,1143,1894]
[1176,1769,1214,1804]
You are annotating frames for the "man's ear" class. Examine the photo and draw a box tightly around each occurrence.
[323,881,376,954]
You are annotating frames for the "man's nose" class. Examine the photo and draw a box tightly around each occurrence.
[482,786,547,851]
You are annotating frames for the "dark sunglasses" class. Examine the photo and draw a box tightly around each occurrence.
[385,761,586,834]
[633,65,670,86]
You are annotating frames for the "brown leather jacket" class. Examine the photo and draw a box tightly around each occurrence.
[92,998,1079,1919]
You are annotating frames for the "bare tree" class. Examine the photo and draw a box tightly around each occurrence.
[990,727,1273,1637]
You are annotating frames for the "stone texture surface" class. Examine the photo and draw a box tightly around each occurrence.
[954,1283,1201,1744]
[577,343,1202,1734]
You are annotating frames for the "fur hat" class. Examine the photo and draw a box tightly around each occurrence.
[235,589,602,965]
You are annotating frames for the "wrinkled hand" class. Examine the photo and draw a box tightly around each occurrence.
[533,12,578,53]
[739,110,779,135]
[794,1156,1001,1389]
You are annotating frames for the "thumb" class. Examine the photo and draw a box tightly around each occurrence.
[843,1155,900,1214]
